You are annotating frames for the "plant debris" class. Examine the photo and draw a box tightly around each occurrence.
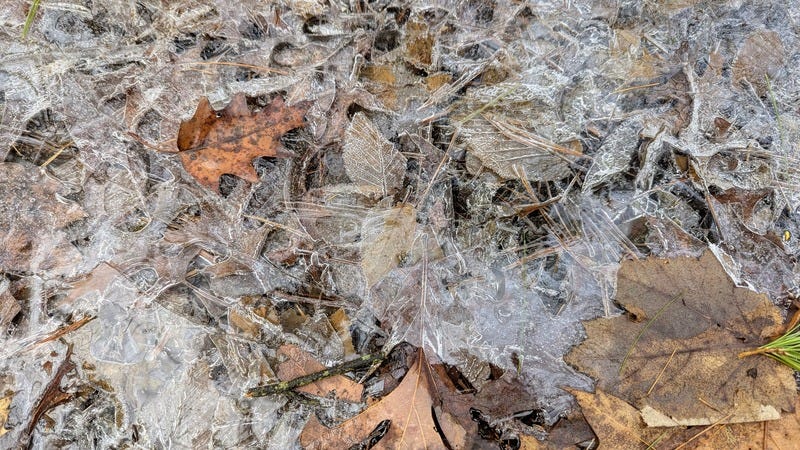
[3,0,800,447]
[300,349,466,449]
[566,251,796,426]
[175,93,310,192]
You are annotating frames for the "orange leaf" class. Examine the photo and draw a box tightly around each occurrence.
[176,93,310,192]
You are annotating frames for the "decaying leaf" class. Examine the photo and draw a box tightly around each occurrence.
[460,115,574,181]
[575,388,800,450]
[359,61,452,111]
[361,204,417,287]
[566,250,796,426]
[732,30,785,96]
[0,162,85,274]
[176,93,309,193]
[0,280,20,329]
[275,344,363,403]
[403,16,436,70]
[0,391,12,437]
[22,345,76,447]
[569,388,668,449]
[300,349,466,449]
[691,397,800,449]
[343,112,407,197]
[56,263,122,309]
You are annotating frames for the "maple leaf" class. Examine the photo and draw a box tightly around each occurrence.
[176,93,310,193]
[565,250,796,426]
[300,349,466,449]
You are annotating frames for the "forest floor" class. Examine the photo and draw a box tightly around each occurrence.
[2,1,800,448]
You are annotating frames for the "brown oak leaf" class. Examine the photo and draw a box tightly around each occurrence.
[176,93,310,193]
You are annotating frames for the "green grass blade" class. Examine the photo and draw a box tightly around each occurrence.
[22,0,42,40]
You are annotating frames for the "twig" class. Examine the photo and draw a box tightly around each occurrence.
[23,344,76,447]
[35,316,96,346]
[246,352,384,397]
[177,61,290,76]
[39,141,74,168]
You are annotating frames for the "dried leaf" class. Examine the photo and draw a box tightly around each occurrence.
[460,116,573,181]
[176,93,309,192]
[0,391,11,437]
[566,250,796,426]
[732,30,785,96]
[0,280,20,329]
[0,162,85,274]
[276,344,363,403]
[575,389,800,450]
[691,397,800,449]
[361,204,417,287]
[300,349,465,449]
[712,187,778,235]
[329,309,355,356]
[343,112,407,197]
[570,388,667,450]
[22,345,76,447]
[56,263,121,309]
[404,17,436,70]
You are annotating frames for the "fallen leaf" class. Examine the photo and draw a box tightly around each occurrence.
[460,115,573,181]
[56,263,122,309]
[572,384,800,449]
[22,344,76,447]
[712,187,777,235]
[403,16,436,70]
[519,435,548,449]
[565,250,796,426]
[732,30,785,96]
[360,204,417,287]
[276,344,363,403]
[300,349,466,449]
[0,280,20,329]
[0,162,85,275]
[569,388,668,450]
[176,93,310,192]
[329,309,355,356]
[691,396,800,449]
[343,112,407,197]
[0,391,11,437]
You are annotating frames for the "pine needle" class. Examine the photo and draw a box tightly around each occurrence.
[619,292,683,375]
[739,323,800,371]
